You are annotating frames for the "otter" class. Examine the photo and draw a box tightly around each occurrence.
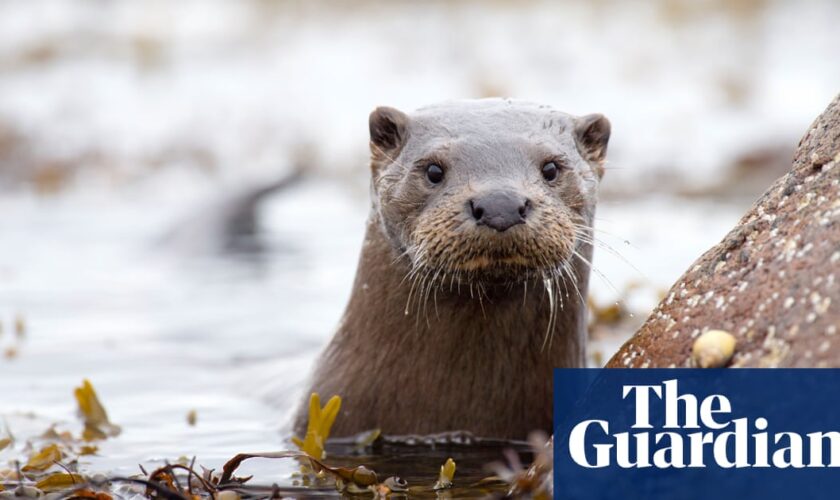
[294,99,610,440]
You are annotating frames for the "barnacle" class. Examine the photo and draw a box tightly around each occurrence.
[692,329,737,368]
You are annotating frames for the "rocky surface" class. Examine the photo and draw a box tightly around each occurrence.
[608,95,840,368]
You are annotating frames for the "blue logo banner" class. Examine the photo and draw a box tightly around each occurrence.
[554,369,840,500]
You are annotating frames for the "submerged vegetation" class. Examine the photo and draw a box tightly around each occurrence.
[0,382,551,498]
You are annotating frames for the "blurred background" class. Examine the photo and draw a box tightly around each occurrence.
[0,0,838,480]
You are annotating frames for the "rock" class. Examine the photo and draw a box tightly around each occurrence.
[608,95,840,368]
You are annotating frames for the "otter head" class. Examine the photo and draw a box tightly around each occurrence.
[368,99,610,285]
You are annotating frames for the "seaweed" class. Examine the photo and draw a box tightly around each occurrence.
[0,381,549,499]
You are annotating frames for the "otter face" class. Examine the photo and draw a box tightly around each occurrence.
[368,99,610,285]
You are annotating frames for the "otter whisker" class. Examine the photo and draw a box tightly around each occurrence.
[555,268,567,309]
[561,259,585,307]
[402,244,428,283]
[423,264,445,322]
[557,260,572,302]
[568,219,625,240]
[413,266,434,327]
[570,224,643,277]
[540,276,557,352]
[433,271,445,317]
[370,142,412,174]
[391,246,414,267]
[405,252,433,317]
[571,248,621,298]
[476,282,487,319]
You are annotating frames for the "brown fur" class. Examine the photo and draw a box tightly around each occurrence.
[294,99,610,439]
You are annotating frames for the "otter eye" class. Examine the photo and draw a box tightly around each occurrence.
[541,161,559,181]
[426,163,444,184]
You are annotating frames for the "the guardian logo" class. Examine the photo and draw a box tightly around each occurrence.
[568,379,840,469]
[554,369,840,499]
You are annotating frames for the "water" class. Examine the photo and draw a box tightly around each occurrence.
[0,179,357,486]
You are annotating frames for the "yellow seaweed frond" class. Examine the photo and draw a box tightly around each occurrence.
[74,379,121,441]
[75,379,108,425]
[79,445,98,456]
[35,472,85,492]
[292,393,341,460]
[433,457,456,490]
[22,444,62,473]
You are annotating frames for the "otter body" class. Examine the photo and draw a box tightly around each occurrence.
[295,99,610,440]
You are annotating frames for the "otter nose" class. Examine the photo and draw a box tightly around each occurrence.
[469,191,531,232]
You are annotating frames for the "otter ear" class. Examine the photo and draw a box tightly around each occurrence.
[574,114,611,173]
[369,106,408,155]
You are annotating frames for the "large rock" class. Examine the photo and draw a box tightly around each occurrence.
[608,96,840,368]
